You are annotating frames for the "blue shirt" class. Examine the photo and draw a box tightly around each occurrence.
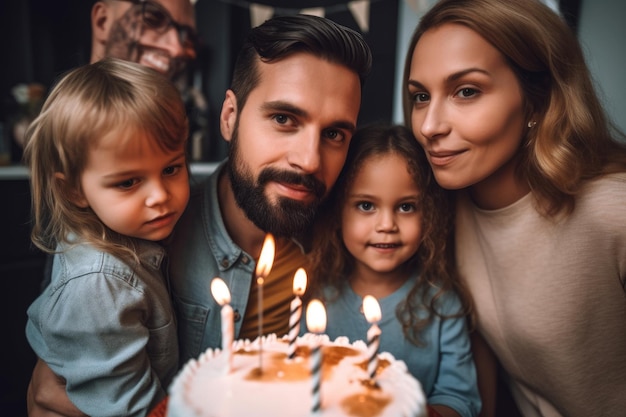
[167,163,306,363]
[306,277,481,417]
[25,238,178,417]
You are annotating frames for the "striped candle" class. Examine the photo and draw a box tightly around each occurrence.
[288,268,308,359]
[363,295,382,379]
[306,299,327,414]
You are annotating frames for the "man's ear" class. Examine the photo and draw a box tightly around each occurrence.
[220,90,238,143]
[91,1,113,60]
[55,173,89,209]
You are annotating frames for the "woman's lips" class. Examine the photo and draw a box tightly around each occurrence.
[427,149,465,167]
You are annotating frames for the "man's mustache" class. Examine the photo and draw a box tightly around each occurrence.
[257,168,326,200]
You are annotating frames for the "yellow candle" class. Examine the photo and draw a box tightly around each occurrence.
[255,233,275,371]
[211,277,233,372]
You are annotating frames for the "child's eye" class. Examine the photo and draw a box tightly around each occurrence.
[356,201,374,212]
[116,179,138,190]
[163,165,182,176]
[399,203,416,213]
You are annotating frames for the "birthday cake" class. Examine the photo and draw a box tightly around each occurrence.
[166,333,427,417]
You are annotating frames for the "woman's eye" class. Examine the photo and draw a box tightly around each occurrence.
[456,87,478,98]
[413,92,429,103]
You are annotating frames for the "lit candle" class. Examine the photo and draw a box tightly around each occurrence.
[255,233,275,371]
[306,299,327,415]
[211,277,233,372]
[288,268,308,360]
[363,295,382,379]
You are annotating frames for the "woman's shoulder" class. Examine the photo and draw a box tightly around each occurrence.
[565,173,626,238]
[586,170,626,188]
[577,172,626,212]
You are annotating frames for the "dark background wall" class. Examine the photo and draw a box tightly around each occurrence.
[0,0,400,163]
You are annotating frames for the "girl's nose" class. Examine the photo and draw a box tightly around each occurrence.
[375,210,398,233]
[145,181,170,207]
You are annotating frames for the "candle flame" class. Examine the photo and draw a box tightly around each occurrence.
[211,278,231,306]
[363,295,381,323]
[306,299,327,333]
[255,233,275,279]
[292,268,308,296]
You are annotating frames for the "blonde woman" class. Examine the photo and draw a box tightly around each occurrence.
[403,0,626,416]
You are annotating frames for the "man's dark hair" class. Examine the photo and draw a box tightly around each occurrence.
[230,14,372,111]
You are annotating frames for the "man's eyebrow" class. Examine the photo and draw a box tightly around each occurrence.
[260,101,308,118]
[260,100,356,132]
[331,120,356,133]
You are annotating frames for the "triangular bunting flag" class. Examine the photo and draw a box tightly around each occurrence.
[404,0,431,14]
[250,3,274,27]
[348,0,370,33]
[300,7,325,18]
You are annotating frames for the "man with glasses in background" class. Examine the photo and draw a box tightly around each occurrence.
[90,0,197,83]
[90,0,209,162]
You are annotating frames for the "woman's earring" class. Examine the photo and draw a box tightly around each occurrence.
[528,120,537,128]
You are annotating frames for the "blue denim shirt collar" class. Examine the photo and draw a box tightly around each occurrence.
[63,232,166,271]
[203,161,249,272]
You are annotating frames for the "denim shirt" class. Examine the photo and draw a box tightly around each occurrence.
[167,163,256,363]
[167,163,306,363]
[25,238,178,417]
[306,276,481,417]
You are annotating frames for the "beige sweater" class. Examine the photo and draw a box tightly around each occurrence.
[456,173,626,417]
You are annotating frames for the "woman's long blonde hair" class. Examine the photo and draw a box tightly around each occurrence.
[24,57,188,262]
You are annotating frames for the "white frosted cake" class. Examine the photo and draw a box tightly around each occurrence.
[167,333,426,417]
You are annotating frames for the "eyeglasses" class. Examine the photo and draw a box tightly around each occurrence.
[115,0,198,53]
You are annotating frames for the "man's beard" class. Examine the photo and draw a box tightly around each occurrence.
[227,131,326,238]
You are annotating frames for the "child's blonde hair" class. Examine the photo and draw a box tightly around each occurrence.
[24,57,188,262]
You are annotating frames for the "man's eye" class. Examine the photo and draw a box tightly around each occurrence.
[273,114,290,124]
[323,129,345,143]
